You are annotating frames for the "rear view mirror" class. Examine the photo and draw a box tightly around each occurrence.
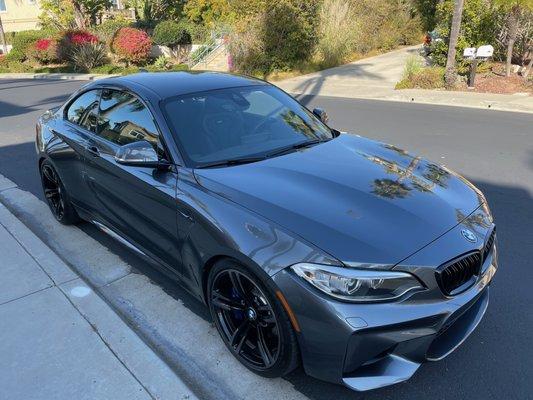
[115,141,160,168]
[313,108,329,125]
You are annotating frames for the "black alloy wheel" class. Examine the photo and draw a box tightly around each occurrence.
[208,260,299,377]
[40,161,79,225]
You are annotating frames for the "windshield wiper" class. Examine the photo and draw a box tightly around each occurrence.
[266,138,327,158]
[196,156,267,169]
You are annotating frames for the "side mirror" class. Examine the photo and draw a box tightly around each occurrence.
[115,141,162,168]
[313,108,329,125]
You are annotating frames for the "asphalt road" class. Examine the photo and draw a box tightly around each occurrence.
[1,78,532,399]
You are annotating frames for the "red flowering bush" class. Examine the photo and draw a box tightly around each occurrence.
[67,31,98,45]
[113,27,152,65]
[31,38,59,64]
[57,30,100,62]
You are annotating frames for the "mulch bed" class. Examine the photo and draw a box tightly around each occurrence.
[471,73,532,95]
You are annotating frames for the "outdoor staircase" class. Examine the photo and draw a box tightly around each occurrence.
[189,33,230,72]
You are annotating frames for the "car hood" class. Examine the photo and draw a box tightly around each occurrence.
[193,134,485,265]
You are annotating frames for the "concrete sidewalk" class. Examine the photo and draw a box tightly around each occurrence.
[0,190,196,399]
[0,173,309,400]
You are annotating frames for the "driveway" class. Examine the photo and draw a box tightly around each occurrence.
[0,78,532,399]
[276,45,421,96]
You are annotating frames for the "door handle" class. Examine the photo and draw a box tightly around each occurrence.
[85,145,100,157]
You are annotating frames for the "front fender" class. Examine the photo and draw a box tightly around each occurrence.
[175,168,340,300]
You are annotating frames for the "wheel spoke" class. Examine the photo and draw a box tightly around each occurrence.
[212,290,245,311]
[229,271,250,302]
[42,167,57,185]
[231,321,250,353]
[256,325,273,367]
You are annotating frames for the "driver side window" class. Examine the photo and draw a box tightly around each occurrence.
[66,89,101,132]
[96,89,162,154]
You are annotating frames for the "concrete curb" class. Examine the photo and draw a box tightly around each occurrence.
[0,191,198,400]
[0,73,117,81]
[0,173,309,400]
[285,89,533,115]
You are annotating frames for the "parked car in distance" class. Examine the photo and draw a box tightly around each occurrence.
[36,71,497,391]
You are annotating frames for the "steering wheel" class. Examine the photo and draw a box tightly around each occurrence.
[251,117,277,136]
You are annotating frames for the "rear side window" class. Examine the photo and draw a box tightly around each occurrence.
[96,89,161,151]
[66,89,101,132]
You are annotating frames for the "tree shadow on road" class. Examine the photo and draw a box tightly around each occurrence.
[284,178,533,400]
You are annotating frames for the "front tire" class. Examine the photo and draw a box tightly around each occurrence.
[40,160,80,225]
[207,259,299,378]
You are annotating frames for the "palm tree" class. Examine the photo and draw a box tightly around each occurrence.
[444,0,465,88]
[0,14,7,55]
[524,41,532,78]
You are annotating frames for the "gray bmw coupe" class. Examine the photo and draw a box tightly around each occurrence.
[36,72,497,391]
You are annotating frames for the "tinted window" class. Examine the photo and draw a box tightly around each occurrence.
[66,90,101,132]
[163,85,332,166]
[96,89,161,151]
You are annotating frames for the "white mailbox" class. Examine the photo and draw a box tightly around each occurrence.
[476,45,494,59]
[463,47,476,59]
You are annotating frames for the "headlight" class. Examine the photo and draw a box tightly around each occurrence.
[290,263,424,302]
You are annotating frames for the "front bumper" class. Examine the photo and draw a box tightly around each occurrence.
[272,261,496,391]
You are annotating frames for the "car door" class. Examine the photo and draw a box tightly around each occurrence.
[83,88,181,274]
[48,89,101,212]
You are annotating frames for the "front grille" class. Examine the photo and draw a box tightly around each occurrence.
[436,252,482,296]
[483,227,496,262]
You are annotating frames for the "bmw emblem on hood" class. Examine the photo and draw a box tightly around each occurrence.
[461,229,477,243]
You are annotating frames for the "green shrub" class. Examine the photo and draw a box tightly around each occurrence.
[7,30,50,62]
[396,66,445,89]
[0,60,34,73]
[152,55,170,70]
[402,55,424,81]
[70,43,108,71]
[230,0,319,75]
[92,19,131,50]
[152,20,192,48]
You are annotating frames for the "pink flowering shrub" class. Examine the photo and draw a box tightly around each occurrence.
[58,30,100,62]
[31,38,59,64]
[112,27,152,65]
[67,31,98,45]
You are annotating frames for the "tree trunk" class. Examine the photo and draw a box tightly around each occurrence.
[72,1,87,29]
[0,15,7,55]
[444,0,464,89]
[524,55,532,78]
[505,6,519,77]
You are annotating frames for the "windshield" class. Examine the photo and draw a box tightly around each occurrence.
[163,85,333,167]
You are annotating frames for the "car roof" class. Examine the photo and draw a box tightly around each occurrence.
[96,71,269,99]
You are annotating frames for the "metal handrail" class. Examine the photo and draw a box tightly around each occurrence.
[189,31,227,68]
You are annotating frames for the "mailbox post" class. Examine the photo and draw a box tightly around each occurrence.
[463,45,494,89]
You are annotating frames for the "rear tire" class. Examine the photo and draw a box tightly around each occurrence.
[207,259,299,378]
[40,160,80,225]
